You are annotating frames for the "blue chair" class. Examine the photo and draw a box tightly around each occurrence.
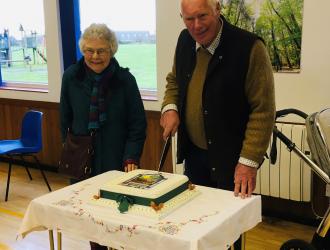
[0,110,52,201]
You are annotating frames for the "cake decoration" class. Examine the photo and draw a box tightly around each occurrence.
[188,183,196,190]
[150,201,164,211]
[116,195,134,213]
[120,173,166,189]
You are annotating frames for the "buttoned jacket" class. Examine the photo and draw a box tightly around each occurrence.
[60,58,146,175]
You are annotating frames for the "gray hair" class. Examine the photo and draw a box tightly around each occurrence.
[79,23,118,56]
[180,0,220,13]
[206,0,220,9]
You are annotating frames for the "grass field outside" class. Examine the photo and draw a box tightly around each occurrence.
[116,43,156,90]
[0,46,48,83]
[1,43,156,90]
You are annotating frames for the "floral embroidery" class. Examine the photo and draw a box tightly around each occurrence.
[155,211,219,235]
[158,224,180,235]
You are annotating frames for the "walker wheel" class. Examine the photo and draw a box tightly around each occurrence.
[280,239,316,250]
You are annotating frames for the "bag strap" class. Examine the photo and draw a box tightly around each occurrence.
[67,127,98,137]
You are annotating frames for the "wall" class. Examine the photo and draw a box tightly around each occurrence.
[274,0,330,115]
[0,99,173,173]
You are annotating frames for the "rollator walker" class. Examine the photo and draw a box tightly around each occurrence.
[270,108,330,250]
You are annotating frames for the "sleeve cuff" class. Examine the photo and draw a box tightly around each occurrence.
[123,159,139,167]
[161,104,178,114]
[239,157,259,168]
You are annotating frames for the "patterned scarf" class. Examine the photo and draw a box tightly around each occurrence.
[86,60,116,130]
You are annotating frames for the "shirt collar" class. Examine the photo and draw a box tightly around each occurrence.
[196,17,223,55]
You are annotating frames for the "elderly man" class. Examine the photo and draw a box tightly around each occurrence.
[161,0,275,198]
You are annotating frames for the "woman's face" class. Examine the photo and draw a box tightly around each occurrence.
[83,38,111,73]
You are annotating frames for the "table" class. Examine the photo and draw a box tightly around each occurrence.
[18,171,261,250]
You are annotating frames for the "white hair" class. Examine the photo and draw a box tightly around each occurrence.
[207,0,220,9]
[79,23,118,56]
[180,0,220,15]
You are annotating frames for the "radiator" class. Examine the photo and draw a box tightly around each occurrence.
[172,123,312,202]
[254,123,312,202]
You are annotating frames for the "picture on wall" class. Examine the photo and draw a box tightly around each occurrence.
[221,0,304,73]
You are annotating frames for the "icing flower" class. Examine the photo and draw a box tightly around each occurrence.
[150,201,164,211]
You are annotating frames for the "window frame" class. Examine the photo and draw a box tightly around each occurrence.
[59,0,157,100]
[59,0,82,70]
[0,0,158,100]
[0,0,49,92]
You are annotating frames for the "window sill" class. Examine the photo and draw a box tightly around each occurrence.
[140,88,157,101]
[0,82,48,93]
[0,85,156,97]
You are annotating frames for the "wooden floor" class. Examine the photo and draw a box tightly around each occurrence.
[0,163,317,250]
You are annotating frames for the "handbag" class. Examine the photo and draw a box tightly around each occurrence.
[58,131,95,180]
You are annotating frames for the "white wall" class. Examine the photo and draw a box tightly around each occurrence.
[274,0,330,115]
[0,0,329,117]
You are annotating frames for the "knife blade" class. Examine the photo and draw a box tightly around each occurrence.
[157,136,171,172]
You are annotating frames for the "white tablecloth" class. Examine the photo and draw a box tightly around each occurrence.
[18,171,261,250]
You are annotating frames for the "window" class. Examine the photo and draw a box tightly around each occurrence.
[59,0,157,99]
[0,0,48,91]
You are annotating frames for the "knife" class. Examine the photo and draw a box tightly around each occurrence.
[157,136,171,172]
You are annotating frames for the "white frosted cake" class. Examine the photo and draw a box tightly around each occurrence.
[91,169,199,219]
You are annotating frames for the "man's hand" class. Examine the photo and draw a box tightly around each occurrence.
[234,163,257,198]
[160,110,180,140]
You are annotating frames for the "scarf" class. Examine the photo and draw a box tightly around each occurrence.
[86,60,116,130]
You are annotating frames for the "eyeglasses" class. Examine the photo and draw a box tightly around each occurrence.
[83,48,110,57]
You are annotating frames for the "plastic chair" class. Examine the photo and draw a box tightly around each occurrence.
[0,110,52,201]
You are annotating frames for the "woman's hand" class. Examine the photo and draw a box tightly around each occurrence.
[125,163,138,172]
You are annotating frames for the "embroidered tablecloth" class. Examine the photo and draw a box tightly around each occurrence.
[18,170,261,250]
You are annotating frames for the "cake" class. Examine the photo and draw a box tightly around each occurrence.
[91,169,200,219]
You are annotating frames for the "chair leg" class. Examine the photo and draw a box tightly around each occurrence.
[20,155,33,180]
[32,155,52,192]
[5,161,12,202]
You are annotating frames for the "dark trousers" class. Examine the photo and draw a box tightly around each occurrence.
[184,140,242,250]
[184,140,215,187]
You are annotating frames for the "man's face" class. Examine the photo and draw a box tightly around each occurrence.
[83,39,111,74]
[181,0,221,47]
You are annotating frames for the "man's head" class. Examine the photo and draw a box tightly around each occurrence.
[180,0,221,47]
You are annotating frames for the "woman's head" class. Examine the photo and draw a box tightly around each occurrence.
[79,23,118,73]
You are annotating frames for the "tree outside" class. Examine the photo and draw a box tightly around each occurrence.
[221,0,303,73]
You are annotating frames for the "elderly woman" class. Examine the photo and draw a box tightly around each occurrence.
[60,24,147,249]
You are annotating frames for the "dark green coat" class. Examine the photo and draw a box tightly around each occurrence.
[60,57,146,175]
